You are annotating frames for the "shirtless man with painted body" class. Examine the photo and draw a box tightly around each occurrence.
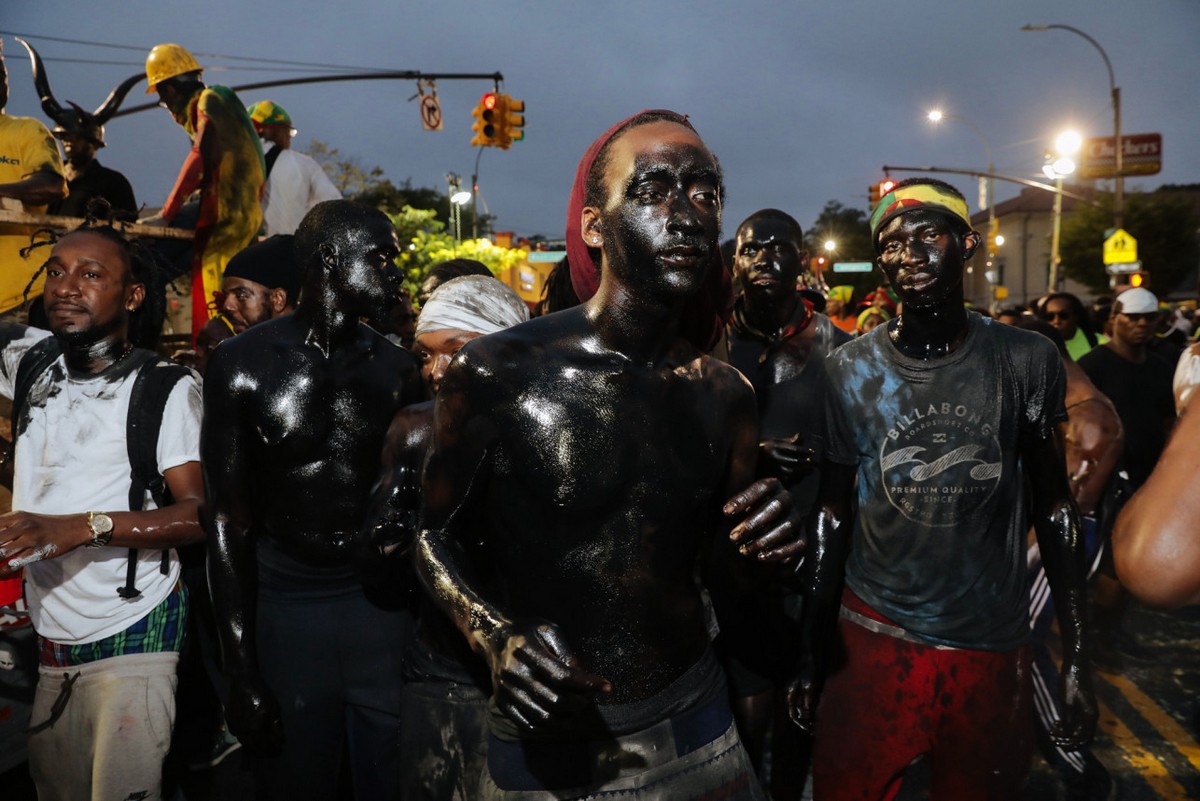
[415,111,800,799]
[203,200,422,800]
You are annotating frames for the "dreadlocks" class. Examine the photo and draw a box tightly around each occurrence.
[19,198,170,350]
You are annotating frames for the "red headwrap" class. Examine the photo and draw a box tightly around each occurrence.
[565,110,733,353]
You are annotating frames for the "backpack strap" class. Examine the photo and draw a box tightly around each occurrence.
[118,352,193,600]
[9,335,64,451]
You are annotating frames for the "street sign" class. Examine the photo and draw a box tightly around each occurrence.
[419,94,443,131]
[832,262,874,273]
[1103,229,1138,265]
[1105,260,1143,275]
[1080,133,1162,179]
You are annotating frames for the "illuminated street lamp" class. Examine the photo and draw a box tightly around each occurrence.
[1043,129,1081,290]
[446,172,470,243]
[1022,24,1123,229]
[824,239,837,253]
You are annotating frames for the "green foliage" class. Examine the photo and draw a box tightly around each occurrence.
[305,139,527,301]
[804,200,882,301]
[389,210,527,299]
[1060,189,1200,296]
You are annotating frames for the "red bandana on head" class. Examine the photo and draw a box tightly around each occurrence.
[565,110,733,353]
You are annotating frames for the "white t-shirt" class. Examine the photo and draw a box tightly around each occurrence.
[0,327,202,644]
[261,146,343,236]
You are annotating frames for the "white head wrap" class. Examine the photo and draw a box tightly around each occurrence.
[415,275,530,339]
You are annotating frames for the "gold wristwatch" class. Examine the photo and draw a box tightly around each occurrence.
[86,512,114,548]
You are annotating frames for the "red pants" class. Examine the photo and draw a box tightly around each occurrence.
[812,591,1033,801]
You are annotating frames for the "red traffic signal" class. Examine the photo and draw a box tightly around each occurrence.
[471,92,501,147]
[868,179,897,208]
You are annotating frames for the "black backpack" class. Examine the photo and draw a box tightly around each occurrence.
[9,336,193,599]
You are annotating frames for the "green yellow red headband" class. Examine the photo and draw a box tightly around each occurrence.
[870,182,972,240]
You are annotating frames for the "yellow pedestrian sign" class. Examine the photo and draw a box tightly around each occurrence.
[1103,229,1138,265]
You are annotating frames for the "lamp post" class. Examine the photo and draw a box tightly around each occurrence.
[1021,24,1122,229]
[1043,130,1081,291]
[445,172,471,244]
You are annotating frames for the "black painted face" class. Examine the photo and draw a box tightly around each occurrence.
[336,216,403,321]
[734,217,804,304]
[596,121,721,301]
[876,209,975,312]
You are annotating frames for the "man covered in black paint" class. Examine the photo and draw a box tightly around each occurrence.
[415,110,802,799]
[721,209,850,794]
[202,200,422,800]
[790,178,1096,801]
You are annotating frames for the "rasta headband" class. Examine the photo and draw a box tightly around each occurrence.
[870,182,972,241]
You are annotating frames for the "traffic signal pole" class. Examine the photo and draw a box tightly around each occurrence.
[111,70,506,118]
[880,165,1102,207]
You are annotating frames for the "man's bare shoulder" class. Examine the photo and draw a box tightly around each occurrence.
[451,308,591,375]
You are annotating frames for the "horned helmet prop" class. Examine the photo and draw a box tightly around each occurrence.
[17,37,143,148]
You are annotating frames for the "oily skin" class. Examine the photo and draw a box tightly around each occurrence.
[413,328,482,395]
[789,206,1097,753]
[730,214,819,483]
[0,231,203,575]
[415,121,803,733]
[202,204,422,751]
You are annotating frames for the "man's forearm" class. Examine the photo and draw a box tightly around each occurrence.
[208,522,260,678]
[1035,501,1089,660]
[414,529,512,658]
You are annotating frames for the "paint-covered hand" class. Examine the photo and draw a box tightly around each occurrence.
[785,661,821,734]
[227,673,284,754]
[368,463,422,559]
[758,434,815,483]
[0,511,90,575]
[724,478,805,563]
[1050,656,1097,749]
[484,619,611,732]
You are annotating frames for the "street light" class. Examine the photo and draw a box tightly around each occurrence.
[446,172,469,243]
[1021,24,1123,229]
[926,108,995,220]
[824,240,837,253]
[1043,129,1081,290]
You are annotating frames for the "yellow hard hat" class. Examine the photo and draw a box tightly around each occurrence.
[145,43,202,94]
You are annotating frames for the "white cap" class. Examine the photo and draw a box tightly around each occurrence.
[1115,287,1158,314]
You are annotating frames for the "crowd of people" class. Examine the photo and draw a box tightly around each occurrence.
[1,37,1197,801]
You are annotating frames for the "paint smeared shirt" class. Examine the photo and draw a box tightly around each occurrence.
[823,313,1067,650]
[0,325,203,644]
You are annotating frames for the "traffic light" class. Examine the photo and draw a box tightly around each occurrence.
[869,179,896,210]
[470,92,500,147]
[1129,272,1149,289]
[503,95,525,145]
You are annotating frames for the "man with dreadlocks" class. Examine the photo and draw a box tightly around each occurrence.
[141,43,264,338]
[0,203,204,801]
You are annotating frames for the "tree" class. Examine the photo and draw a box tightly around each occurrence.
[387,208,527,299]
[308,139,481,234]
[1060,188,1200,296]
[805,200,881,302]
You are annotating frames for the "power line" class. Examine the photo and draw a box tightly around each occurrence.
[0,30,394,72]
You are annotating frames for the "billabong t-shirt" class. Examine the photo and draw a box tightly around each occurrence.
[823,313,1066,650]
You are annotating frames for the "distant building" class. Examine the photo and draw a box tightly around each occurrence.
[965,184,1096,306]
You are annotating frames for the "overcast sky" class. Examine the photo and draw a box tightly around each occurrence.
[4,1,1198,243]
